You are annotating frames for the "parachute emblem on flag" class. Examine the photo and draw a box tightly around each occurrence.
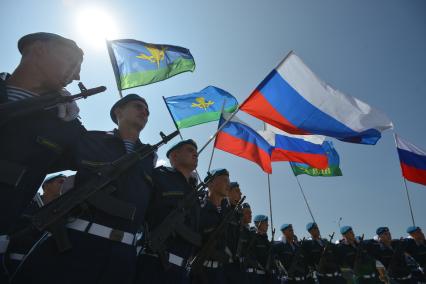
[136,46,166,68]
[191,97,215,111]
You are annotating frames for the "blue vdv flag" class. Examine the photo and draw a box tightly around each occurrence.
[164,86,238,129]
[107,39,195,90]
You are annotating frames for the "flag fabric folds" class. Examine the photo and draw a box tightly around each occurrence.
[215,113,273,173]
[258,124,328,169]
[107,39,195,90]
[395,135,426,186]
[290,141,343,177]
[240,51,393,145]
[164,86,238,129]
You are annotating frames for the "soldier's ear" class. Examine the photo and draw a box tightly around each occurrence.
[114,107,122,122]
[22,40,44,58]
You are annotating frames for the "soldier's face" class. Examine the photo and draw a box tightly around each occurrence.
[411,230,425,241]
[43,177,65,201]
[242,208,252,225]
[258,221,268,234]
[174,144,198,170]
[228,186,242,205]
[38,42,83,91]
[310,227,320,238]
[116,101,149,130]
[344,230,355,242]
[284,227,294,240]
[210,175,230,197]
[379,231,391,242]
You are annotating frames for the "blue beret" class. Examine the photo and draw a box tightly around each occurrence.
[376,227,389,236]
[43,174,66,185]
[306,222,318,232]
[340,226,352,235]
[166,139,197,158]
[204,168,229,183]
[242,202,251,209]
[229,182,239,190]
[280,223,292,231]
[110,94,148,124]
[407,226,421,234]
[18,32,83,55]
[254,215,268,223]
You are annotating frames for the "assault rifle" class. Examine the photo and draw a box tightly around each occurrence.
[237,223,261,270]
[30,130,179,251]
[287,238,308,277]
[145,174,216,267]
[189,196,246,272]
[0,82,106,125]
[318,232,340,273]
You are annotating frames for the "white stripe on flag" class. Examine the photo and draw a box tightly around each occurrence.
[276,51,393,133]
[396,135,426,156]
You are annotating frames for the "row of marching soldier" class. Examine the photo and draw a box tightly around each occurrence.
[0,32,425,284]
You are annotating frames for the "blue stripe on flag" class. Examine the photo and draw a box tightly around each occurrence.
[258,70,381,144]
[397,148,426,171]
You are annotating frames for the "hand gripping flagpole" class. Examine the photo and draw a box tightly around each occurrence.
[392,132,416,226]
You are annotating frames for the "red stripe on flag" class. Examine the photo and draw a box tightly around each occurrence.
[215,131,272,173]
[401,163,426,186]
[271,149,328,169]
[240,89,309,135]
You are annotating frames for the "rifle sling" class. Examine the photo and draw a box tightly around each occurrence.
[87,186,136,221]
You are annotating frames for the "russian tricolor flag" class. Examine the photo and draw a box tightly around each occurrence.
[396,135,426,186]
[215,113,273,173]
[258,124,328,169]
[240,51,393,145]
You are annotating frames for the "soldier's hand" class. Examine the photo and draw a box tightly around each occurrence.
[57,89,80,121]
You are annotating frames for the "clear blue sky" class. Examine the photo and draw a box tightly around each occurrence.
[1,0,425,239]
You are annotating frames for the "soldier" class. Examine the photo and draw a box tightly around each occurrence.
[135,139,199,284]
[3,174,66,279]
[404,226,426,282]
[369,227,413,284]
[303,222,344,284]
[224,182,245,284]
[247,214,272,283]
[336,226,378,284]
[40,174,66,204]
[0,33,85,276]
[191,168,230,284]
[13,94,156,284]
[236,203,253,283]
[274,224,311,284]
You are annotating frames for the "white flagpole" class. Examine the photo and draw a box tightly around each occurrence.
[403,178,416,227]
[392,132,416,226]
[263,123,275,237]
[294,174,317,224]
[207,100,227,172]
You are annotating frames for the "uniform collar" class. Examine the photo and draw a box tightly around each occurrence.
[0,72,10,81]
[0,73,10,102]
[106,128,142,146]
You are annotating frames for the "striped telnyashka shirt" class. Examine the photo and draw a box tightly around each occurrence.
[6,86,37,102]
